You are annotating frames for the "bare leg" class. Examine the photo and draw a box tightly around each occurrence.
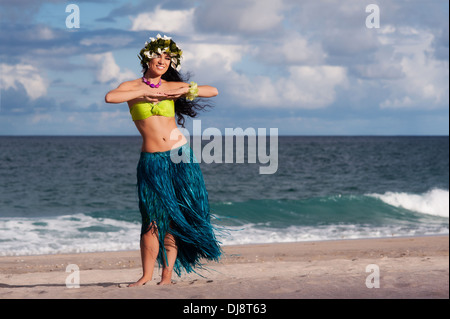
[158,232,178,285]
[128,226,159,287]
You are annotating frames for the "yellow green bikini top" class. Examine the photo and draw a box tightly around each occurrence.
[129,100,175,121]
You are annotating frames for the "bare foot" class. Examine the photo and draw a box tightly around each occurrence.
[158,269,173,286]
[128,276,152,287]
[157,279,175,286]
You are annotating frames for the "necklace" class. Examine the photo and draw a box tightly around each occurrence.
[142,77,161,88]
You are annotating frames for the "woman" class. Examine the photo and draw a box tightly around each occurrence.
[105,34,222,286]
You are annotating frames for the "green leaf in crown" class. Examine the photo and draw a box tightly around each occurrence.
[139,34,183,71]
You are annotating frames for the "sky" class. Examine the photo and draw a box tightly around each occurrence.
[0,0,448,136]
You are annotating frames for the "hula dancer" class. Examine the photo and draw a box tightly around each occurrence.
[105,34,221,286]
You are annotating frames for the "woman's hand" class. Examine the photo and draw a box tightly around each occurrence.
[142,90,167,103]
[164,84,219,100]
[163,86,189,100]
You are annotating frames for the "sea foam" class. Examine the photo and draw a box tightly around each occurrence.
[0,214,141,256]
[368,188,449,218]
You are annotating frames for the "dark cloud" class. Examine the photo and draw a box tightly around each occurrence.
[0,82,107,116]
[431,20,449,60]
[0,21,148,68]
[0,0,111,25]
[283,0,448,60]
[96,2,145,23]
[0,83,57,115]
[194,0,285,36]
[0,0,51,24]
[96,0,196,23]
[379,0,449,30]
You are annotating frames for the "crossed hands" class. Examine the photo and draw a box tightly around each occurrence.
[142,86,188,103]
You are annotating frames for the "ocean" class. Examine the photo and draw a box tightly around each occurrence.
[0,136,448,256]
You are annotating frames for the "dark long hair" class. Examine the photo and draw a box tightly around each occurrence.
[143,65,212,127]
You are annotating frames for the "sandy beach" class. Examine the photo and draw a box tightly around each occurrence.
[0,236,448,299]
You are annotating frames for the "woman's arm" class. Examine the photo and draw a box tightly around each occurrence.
[164,83,219,99]
[198,85,219,98]
[105,81,142,104]
[105,81,164,104]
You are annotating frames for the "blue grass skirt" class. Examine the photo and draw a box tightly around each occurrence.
[136,143,222,276]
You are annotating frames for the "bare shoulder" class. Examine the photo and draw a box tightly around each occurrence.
[117,78,142,90]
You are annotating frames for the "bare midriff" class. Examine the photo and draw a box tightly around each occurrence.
[133,116,188,153]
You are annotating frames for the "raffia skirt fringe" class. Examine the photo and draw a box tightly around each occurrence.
[136,143,222,276]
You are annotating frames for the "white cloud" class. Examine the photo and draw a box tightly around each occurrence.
[130,5,195,34]
[281,33,327,65]
[379,30,449,109]
[182,43,247,74]
[36,26,55,40]
[229,65,348,109]
[380,96,414,109]
[0,63,47,100]
[85,52,136,86]
[31,113,52,124]
[283,66,348,107]
[195,0,285,34]
[379,25,396,35]
[353,44,405,80]
[177,32,345,110]
[253,31,327,66]
[235,0,284,32]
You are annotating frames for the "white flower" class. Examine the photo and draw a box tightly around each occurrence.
[156,34,162,39]
[162,35,172,40]
[143,51,158,60]
[189,81,198,90]
[149,37,155,42]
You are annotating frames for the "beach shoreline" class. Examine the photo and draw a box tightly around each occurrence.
[1,235,448,299]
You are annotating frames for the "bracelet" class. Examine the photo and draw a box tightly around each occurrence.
[186,81,199,101]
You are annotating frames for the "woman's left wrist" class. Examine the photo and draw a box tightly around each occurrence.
[186,82,199,101]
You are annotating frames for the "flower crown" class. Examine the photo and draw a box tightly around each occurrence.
[138,34,183,71]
